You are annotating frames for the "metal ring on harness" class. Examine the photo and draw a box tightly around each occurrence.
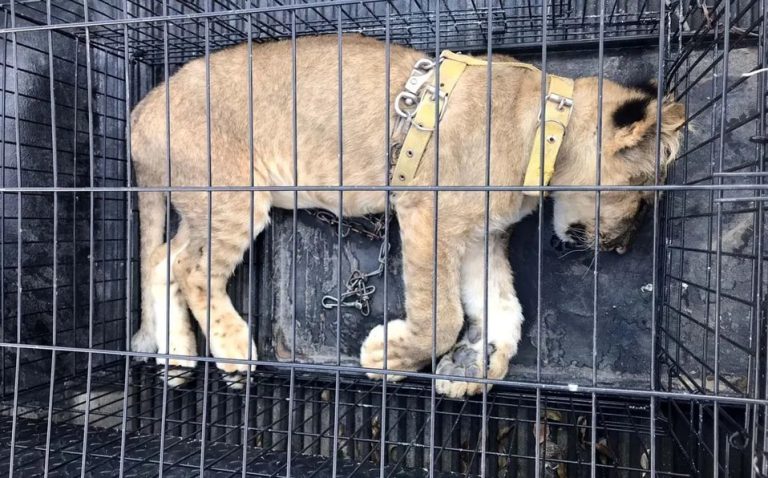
[537,118,569,131]
[395,91,419,119]
[413,58,436,71]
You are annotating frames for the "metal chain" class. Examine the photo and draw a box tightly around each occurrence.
[306,209,387,241]
[308,209,389,316]
[312,56,432,315]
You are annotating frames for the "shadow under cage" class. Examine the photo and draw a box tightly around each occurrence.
[0,0,764,477]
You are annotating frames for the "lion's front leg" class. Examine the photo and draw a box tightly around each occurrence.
[436,232,523,397]
[360,201,466,381]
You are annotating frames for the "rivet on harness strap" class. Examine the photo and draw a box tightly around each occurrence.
[390,51,575,195]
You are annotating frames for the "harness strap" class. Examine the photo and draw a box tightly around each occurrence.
[522,75,575,196]
[390,51,575,195]
[391,55,468,185]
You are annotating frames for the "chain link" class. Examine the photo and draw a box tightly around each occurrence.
[307,209,389,316]
[306,209,387,241]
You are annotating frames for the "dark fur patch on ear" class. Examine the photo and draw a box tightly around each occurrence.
[629,80,659,97]
[613,97,652,128]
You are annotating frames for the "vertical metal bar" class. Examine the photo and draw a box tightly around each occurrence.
[760,4,768,472]
[331,9,343,478]
[429,1,442,476]
[379,3,391,476]
[713,0,732,473]
[591,0,607,473]
[71,33,79,390]
[0,8,6,401]
[99,43,107,368]
[535,0,549,472]
[701,0,721,444]
[286,6,298,478]
[118,0,133,475]
[79,0,98,473]
[43,0,59,474]
[199,1,213,473]
[749,0,767,473]
[480,1,494,476]
[241,6,255,477]
[158,1,173,473]
[593,0,606,384]
[427,0,443,476]
[650,0,669,472]
[669,3,690,408]
[7,0,21,474]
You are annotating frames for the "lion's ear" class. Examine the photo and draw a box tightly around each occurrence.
[609,95,686,162]
[659,97,686,164]
[628,78,659,97]
[610,97,655,151]
[660,97,686,135]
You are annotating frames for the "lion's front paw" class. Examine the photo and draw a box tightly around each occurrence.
[435,338,511,398]
[157,332,198,387]
[209,317,258,389]
[131,328,158,360]
[360,319,425,381]
[158,365,196,388]
[168,349,197,370]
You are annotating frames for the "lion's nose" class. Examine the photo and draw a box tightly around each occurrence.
[550,234,580,252]
[565,223,587,242]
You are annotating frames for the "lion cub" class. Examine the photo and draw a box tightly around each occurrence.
[130,34,684,397]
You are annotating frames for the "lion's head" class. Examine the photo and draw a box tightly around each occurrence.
[550,78,685,254]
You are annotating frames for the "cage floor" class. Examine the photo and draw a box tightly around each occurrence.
[0,405,441,476]
[0,415,466,478]
[0,361,685,477]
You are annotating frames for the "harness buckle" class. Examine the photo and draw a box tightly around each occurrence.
[395,91,419,120]
[395,59,436,122]
[404,59,435,94]
[546,93,574,111]
[537,93,574,128]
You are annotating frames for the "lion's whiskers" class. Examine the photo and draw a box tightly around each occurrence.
[558,246,592,259]
[582,252,598,277]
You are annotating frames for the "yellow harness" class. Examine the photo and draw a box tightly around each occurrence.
[391,51,575,196]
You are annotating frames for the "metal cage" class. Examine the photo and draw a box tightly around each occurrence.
[0,0,765,477]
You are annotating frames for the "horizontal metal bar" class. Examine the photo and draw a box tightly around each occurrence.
[0,341,765,406]
[0,0,379,34]
[714,196,768,203]
[1,184,767,193]
[663,303,755,356]
[665,274,755,307]
[658,325,749,395]
[666,243,764,261]
[713,171,768,177]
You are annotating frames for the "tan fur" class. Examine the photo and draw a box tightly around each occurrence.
[130,34,685,394]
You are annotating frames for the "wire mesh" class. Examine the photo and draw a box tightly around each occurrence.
[1,361,682,477]
[0,0,763,477]
[5,0,667,64]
